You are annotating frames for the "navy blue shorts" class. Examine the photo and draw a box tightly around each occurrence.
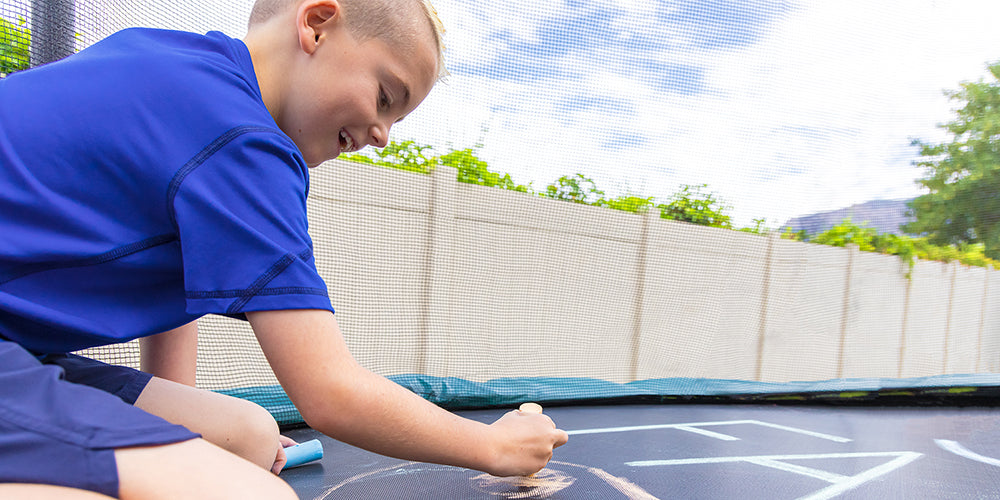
[0,339,200,497]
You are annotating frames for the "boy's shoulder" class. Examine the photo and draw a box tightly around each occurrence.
[60,27,266,128]
[0,25,284,181]
[87,28,253,78]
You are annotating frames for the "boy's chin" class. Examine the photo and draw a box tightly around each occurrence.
[306,153,334,167]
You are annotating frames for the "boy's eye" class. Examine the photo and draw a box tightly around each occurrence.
[378,88,390,109]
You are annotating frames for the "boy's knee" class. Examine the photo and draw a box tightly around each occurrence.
[235,398,280,439]
[227,399,281,468]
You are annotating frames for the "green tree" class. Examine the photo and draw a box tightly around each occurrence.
[542,173,605,204]
[656,183,732,229]
[600,194,656,214]
[739,218,768,234]
[1,16,31,76]
[343,140,437,173]
[341,141,532,191]
[906,61,1000,259]
[785,219,998,272]
[439,148,531,192]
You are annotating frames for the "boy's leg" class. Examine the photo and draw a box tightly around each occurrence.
[0,484,115,499]
[0,342,205,497]
[0,440,298,500]
[133,377,284,471]
[46,352,285,472]
[115,438,296,499]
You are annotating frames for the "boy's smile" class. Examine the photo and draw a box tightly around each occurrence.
[338,129,356,154]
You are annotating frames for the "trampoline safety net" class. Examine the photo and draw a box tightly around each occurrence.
[6,0,1000,425]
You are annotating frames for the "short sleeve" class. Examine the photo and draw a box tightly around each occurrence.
[170,126,333,316]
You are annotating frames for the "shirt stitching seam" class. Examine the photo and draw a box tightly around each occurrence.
[0,234,176,286]
[165,124,279,230]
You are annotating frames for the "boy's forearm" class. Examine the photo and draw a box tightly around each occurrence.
[316,362,497,470]
[246,309,498,472]
[140,320,198,386]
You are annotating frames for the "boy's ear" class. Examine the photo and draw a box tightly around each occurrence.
[296,0,343,55]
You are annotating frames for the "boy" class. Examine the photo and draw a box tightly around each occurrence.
[0,0,569,497]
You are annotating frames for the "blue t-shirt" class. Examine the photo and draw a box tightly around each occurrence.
[0,28,333,354]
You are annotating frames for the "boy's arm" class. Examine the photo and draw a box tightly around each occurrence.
[140,320,199,386]
[246,309,568,477]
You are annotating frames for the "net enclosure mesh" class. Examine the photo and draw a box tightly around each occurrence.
[6,0,1000,425]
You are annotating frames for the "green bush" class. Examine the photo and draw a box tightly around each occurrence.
[541,174,605,204]
[783,219,998,272]
[655,183,732,229]
[1,16,31,76]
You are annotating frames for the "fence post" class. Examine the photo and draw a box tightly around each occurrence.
[897,256,915,378]
[628,209,652,382]
[977,265,992,373]
[943,261,959,374]
[836,243,858,379]
[30,0,76,67]
[419,166,458,375]
[754,231,779,382]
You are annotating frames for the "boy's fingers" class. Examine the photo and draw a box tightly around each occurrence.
[553,429,569,448]
[544,415,558,429]
[516,402,567,448]
[272,446,288,475]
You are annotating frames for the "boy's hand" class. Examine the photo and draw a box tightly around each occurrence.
[271,435,299,474]
[484,409,569,477]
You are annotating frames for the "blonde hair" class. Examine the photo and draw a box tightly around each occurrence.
[248,0,446,78]
[415,0,447,79]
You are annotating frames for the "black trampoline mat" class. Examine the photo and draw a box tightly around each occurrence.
[281,404,1000,499]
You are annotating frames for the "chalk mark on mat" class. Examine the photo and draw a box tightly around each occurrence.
[936,439,1000,467]
[314,460,659,500]
[628,451,922,500]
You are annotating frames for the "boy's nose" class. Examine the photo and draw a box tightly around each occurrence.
[369,123,389,148]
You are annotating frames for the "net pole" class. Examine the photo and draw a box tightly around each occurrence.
[29,0,75,67]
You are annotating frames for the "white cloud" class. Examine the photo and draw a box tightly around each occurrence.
[396,0,1000,228]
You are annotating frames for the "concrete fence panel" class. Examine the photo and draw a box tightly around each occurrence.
[840,249,907,379]
[759,239,849,382]
[946,264,987,374]
[900,260,953,378]
[431,184,641,382]
[637,220,766,381]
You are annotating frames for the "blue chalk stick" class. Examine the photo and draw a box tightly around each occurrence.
[283,439,324,469]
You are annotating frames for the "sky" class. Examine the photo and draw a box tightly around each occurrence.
[31,0,1000,227]
[398,0,1000,228]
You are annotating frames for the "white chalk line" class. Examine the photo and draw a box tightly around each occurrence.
[314,459,661,500]
[672,425,741,441]
[628,451,923,500]
[567,419,851,443]
[551,461,660,500]
[935,439,1000,467]
[747,458,845,483]
[798,452,923,500]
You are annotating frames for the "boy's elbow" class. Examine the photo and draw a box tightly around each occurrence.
[298,399,362,438]
[298,409,329,433]
[297,393,339,430]
[293,370,364,435]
